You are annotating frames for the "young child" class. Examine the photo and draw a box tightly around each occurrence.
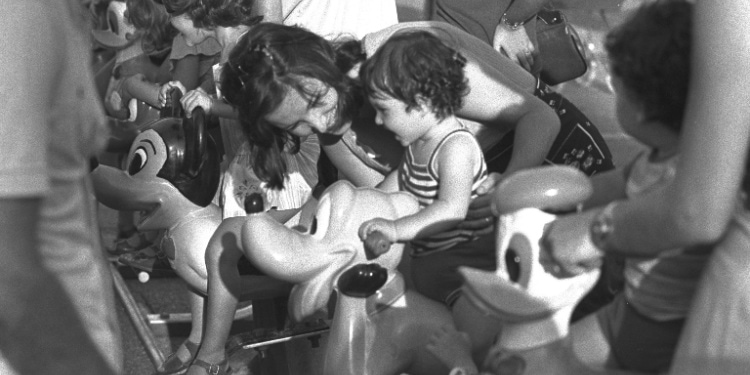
[429,1,706,373]
[357,30,488,292]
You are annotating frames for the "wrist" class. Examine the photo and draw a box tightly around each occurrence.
[589,202,620,253]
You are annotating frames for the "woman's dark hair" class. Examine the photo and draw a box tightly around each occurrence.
[125,0,176,53]
[605,0,692,132]
[161,0,260,28]
[221,23,363,189]
[359,30,468,120]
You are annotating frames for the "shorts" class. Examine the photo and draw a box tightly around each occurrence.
[596,294,685,373]
[410,231,496,306]
[483,79,614,176]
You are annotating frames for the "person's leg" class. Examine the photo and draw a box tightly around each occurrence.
[187,217,256,374]
[535,82,615,175]
[410,233,499,365]
[158,288,204,373]
[451,295,504,365]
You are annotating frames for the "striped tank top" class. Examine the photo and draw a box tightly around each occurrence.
[399,129,488,256]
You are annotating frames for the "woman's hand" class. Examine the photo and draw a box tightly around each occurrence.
[456,172,502,237]
[158,80,187,108]
[539,209,604,277]
[493,23,538,73]
[180,87,214,118]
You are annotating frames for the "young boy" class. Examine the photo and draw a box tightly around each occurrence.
[429,1,707,373]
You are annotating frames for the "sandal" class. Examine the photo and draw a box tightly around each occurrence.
[153,340,200,375]
[189,358,229,375]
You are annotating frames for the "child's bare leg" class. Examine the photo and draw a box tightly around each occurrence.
[186,288,205,344]
[452,295,504,365]
[427,324,478,373]
[187,217,256,374]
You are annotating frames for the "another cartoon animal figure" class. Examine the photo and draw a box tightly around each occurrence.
[93,0,166,125]
[459,166,639,375]
[240,180,454,375]
[91,108,221,293]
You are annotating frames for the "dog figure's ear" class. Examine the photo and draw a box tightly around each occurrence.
[183,107,207,179]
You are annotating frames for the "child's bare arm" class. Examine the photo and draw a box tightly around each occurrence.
[359,134,479,243]
[375,170,399,192]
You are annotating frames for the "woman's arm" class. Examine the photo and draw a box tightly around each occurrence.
[121,75,161,107]
[454,31,560,176]
[322,139,386,188]
[253,0,283,23]
[605,0,750,252]
[494,0,549,71]
[543,0,750,271]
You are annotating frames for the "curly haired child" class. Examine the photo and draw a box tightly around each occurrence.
[357,30,488,304]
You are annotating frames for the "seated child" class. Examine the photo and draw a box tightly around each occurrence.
[109,0,222,113]
[357,31,488,289]
[428,1,708,374]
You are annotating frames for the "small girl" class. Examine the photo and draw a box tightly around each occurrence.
[357,31,488,280]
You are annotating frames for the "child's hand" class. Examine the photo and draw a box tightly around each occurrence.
[358,218,397,243]
[180,87,213,118]
[539,209,604,277]
[426,325,478,374]
[158,81,187,108]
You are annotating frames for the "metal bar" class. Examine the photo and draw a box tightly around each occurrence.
[147,303,255,325]
[237,327,329,350]
[110,263,165,368]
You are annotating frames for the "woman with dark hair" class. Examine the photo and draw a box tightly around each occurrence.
[151,2,320,375]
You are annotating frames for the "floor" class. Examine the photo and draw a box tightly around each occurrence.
[103,2,648,374]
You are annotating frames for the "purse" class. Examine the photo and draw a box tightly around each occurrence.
[535,8,588,85]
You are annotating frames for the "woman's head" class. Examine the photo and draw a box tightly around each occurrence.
[221,23,362,187]
[125,0,176,53]
[161,0,260,45]
[360,30,469,121]
[605,0,691,133]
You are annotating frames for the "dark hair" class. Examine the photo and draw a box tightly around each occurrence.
[605,0,692,132]
[161,0,260,28]
[125,0,176,53]
[359,31,469,120]
[221,23,363,188]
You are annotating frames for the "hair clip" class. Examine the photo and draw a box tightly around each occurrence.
[251,44,274,62]
[226,60,248,89]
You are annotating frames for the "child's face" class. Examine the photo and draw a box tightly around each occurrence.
[264,78,346,137]
[611,75,648,142]
[369,94,428,146]
[170,14,207,47]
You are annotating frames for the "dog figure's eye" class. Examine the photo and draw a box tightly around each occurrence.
[309,217,318,235]
[505,248,521,283]
[128,148,148,175]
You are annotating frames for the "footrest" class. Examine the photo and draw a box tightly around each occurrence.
[226,320,330,355]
